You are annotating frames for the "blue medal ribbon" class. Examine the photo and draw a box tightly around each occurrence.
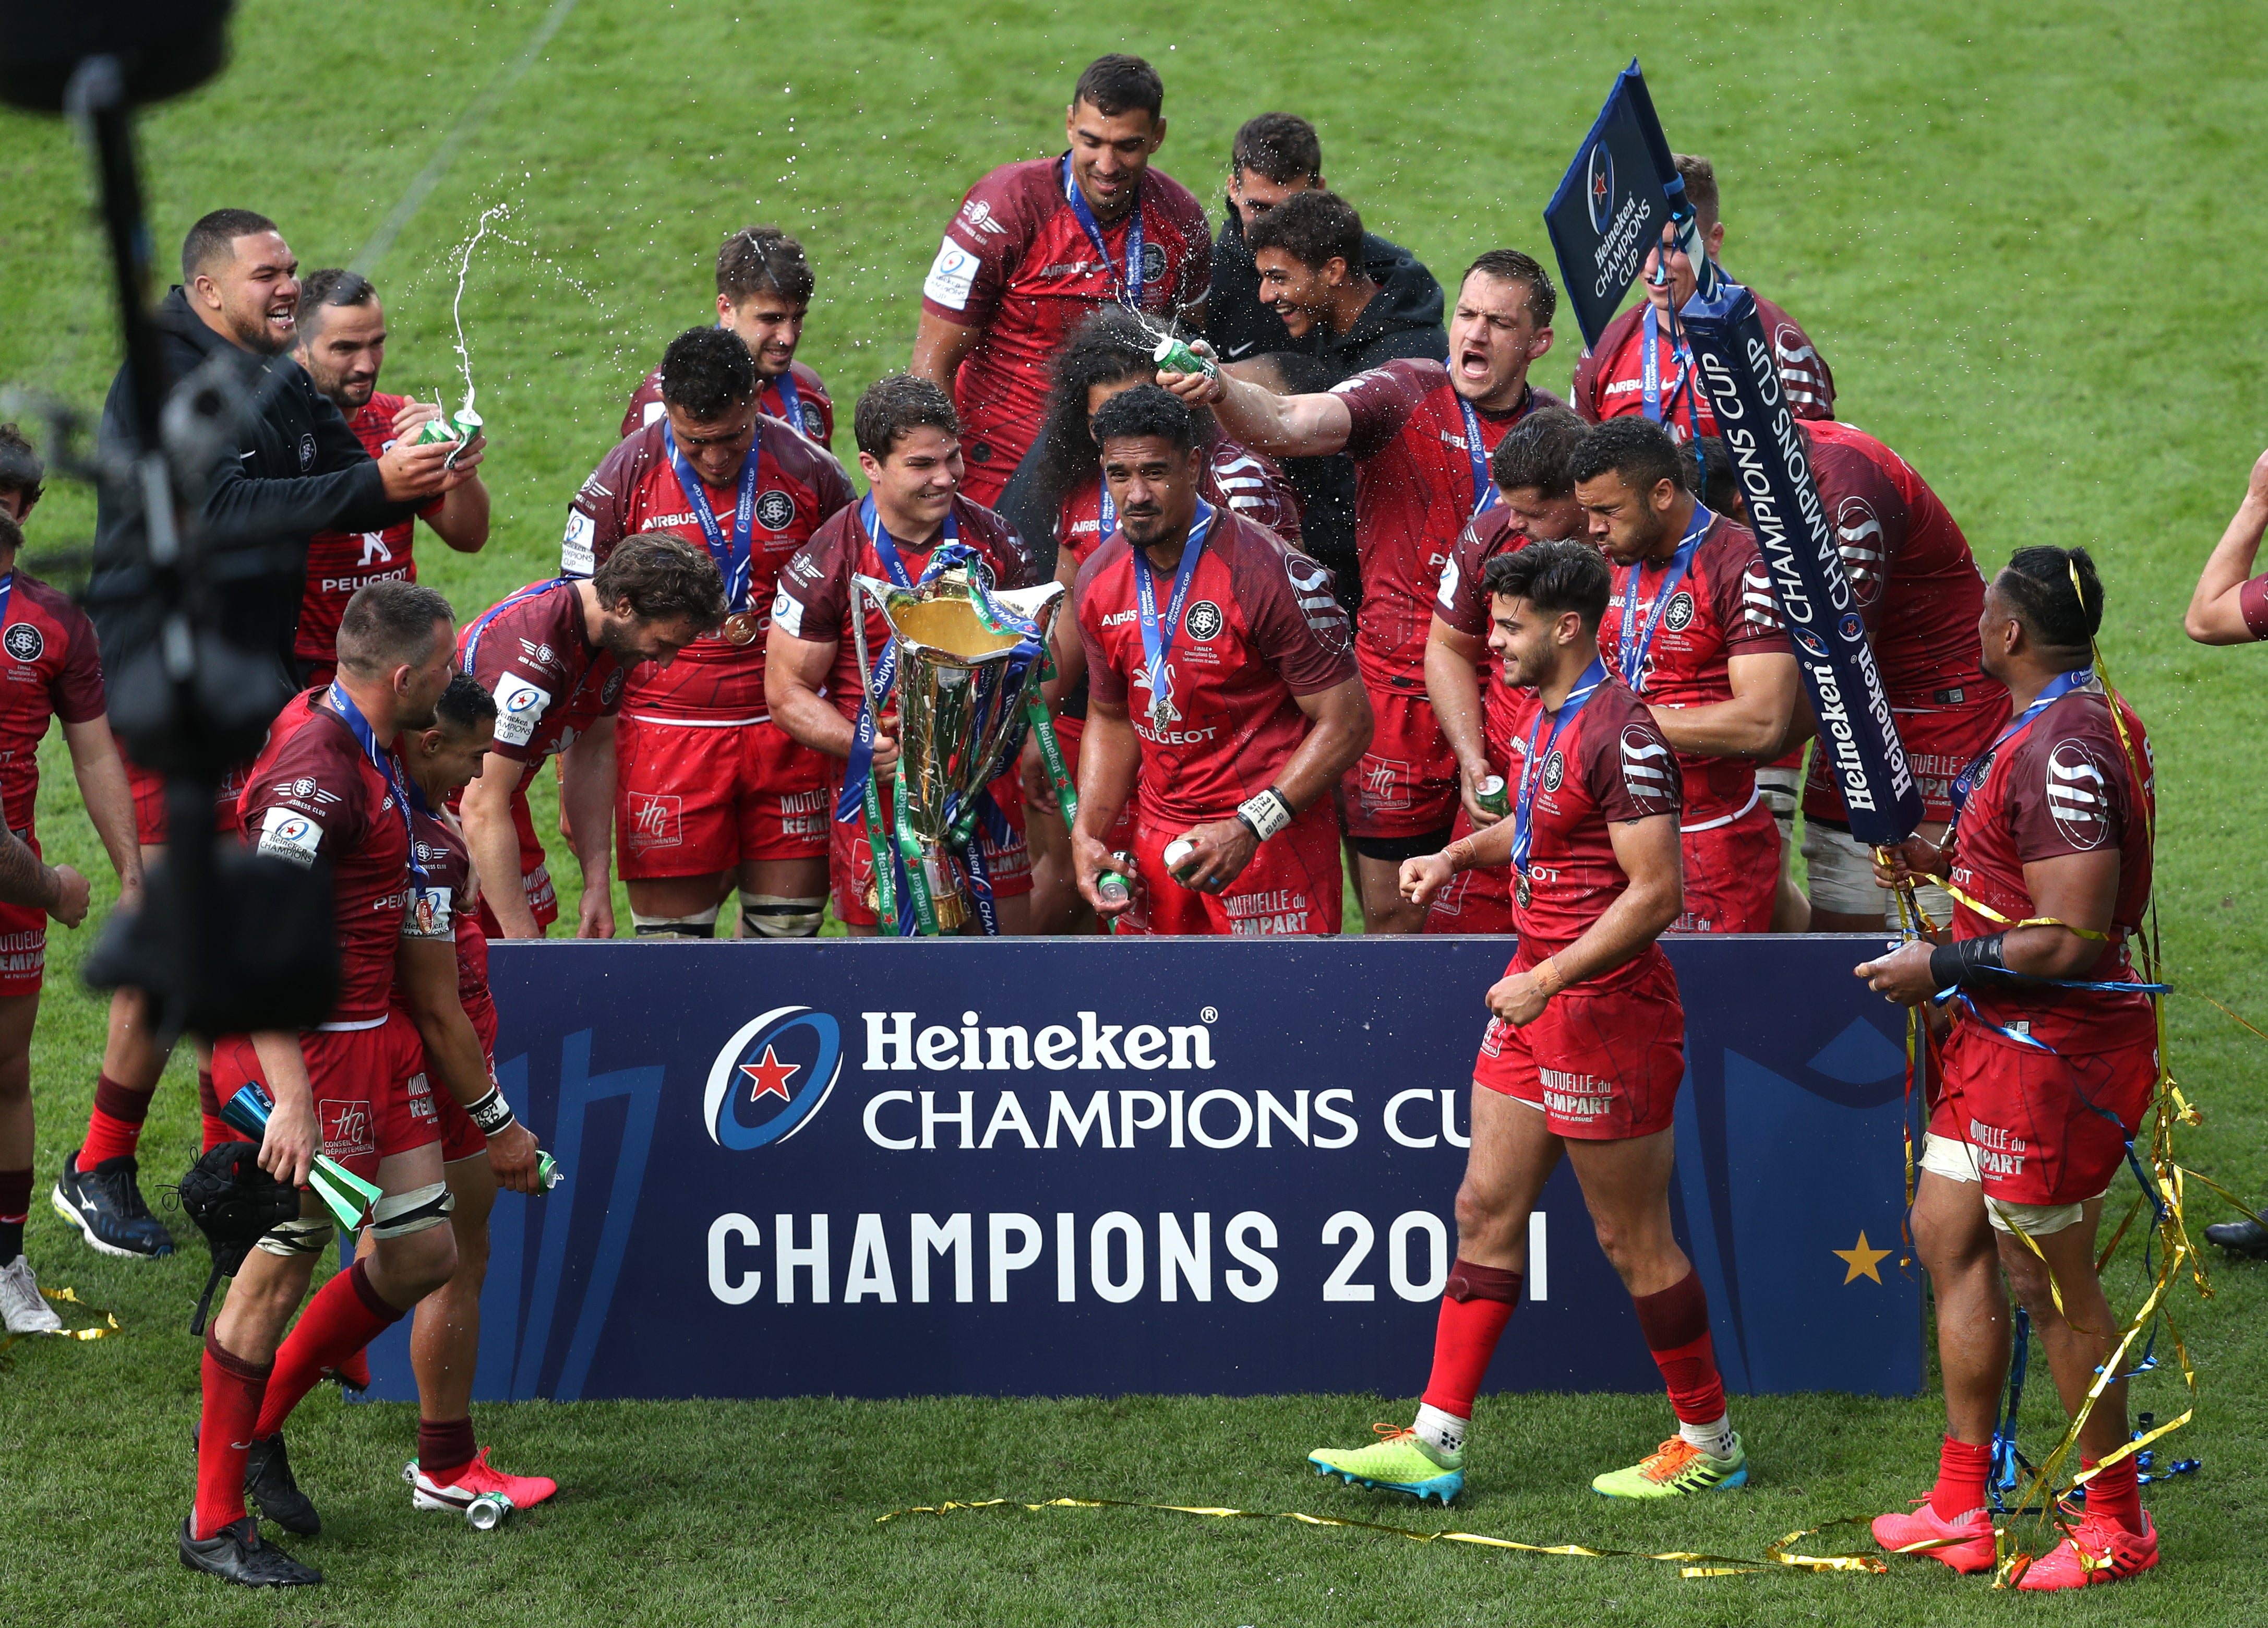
[0,575,15,638]
[324,680,425,885]
[664,422,759,613]
[1641,300,1708,487]
[1947,667,2097,821]
[772,370,803,437]
[1509,656,1609,881]
[1061,153,1145,309]
[460,577,572,676]
[1456,397,1503,519]
[1612,504,1713,692]
[1131,500,1215,727]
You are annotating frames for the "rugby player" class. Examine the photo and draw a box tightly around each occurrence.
[2181,441,2268,646]
[1858,547,2162,1590]
[767,376,1041,934]
[1571,418,1798,934]
[567,327,853,940]
[910,54,1211,506]
[1020,307,1305,931]
[0,423,40,523]
[0,511,131,1335]
[620,226,835,447]
[1164,250,1564,932]
[290,268,491,689]
[457,534,727,940]
[1421,408,1589,933]
[1311,539,1747,1502]
[1568,154,1834,439]
[184,582,464,1588]
[1069,386,1369,935]
[1244,190,1447,378]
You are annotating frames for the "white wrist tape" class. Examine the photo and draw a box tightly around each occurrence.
[1235,787,1293,843]
[466,1084,517,1135]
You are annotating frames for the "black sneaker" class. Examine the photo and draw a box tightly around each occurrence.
[178,1516,321,1587]
[246,1433,321,1536]
[2204,1212,2268,1258]
[52,1148,175,1259]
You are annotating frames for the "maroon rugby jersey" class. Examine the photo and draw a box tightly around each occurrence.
[1058,428,1303,567]
[2238,574,2268,638]
[1797,420,2004,825]
[1330,361,1565,685]
[0,573,106,835]
[1432,506,1535,770]
[1503,673,1682,992]
[1948,684,2154,1057]
[1597,513,1788,827]
[395,804,489,1011]
[920,157,1211,502]
[456,581,627,769]
[1076,509,1355,825]
[1570,289,1834,439]
[297,392,445,666]
[619,359,835,449]
[771,495,1038,724]
[564,417,854,721]
[239,691,413,1024]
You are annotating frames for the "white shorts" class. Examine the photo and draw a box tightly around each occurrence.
[1756,762,1802,838]
[1920,1132,2105,1237]
[1802,819,1955,926]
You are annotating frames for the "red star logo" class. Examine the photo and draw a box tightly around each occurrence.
[739,1046,800,1104]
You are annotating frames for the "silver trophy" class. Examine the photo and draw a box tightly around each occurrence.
[849,566,1065,931]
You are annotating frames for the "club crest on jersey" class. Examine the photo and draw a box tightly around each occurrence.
[2046,739,2111,849]
[1541,750,1566,793]
[602,669,626,707]
[1620,727,1674,805]
[756,490,797,531]
[1834,496,1888,606]
[1184,600,1223,642]
[2,623,40,663]
[704,1005,843,1151]
[297,432,317,472]
[1285,553,1349,652]
[1662,592,1695,633]
[957,198,1006,236]
[518,637,557,667]
[1140,241,1168,286]
[800,402,825,438]
[1586,140,1615,234]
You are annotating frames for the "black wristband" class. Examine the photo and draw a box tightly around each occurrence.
[1929,933,2010,990]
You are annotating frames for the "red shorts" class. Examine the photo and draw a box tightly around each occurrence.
[830,770,1031,928]
[1422,803,1514,934]
[1116,800,1343,937]
[1674,797,1780,934]
[1473,949,1685,1139]
[1342,677,1457,844]
[210,1011,439,1182]
[1930,1024,2156,1208]
[474,788,561,937]
[118,731,246,846]
[615,714,831,878]
[0,830,44,997]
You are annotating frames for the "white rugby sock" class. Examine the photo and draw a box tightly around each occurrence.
[1412,1403,1468,1459]
[631,906,719,939]
[1678,1413,1736,1459]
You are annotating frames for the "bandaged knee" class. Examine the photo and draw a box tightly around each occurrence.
[255,1215,337,1258]
[632,905,719,939]
[740,892,824,939]
[369,1181,454,1239]
[1919,1132,2094,1237]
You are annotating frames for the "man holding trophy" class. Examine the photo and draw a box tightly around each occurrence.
[1070,386,1371,935]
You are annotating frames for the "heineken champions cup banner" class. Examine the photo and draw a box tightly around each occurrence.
[1543,61,1674,349]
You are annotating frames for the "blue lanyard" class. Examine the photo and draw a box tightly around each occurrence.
[1098,481,1116,539]
[0,575,15,639]
[1456,397,1502,519]
[1640,302,1694,428]
[861,495,960,589]
[1511,656,1609,878]
[771,370,802,435]
[1613,504,1713,692]
[1948,668,2097,819]
[1132,501,1215,725]
[1061,153,1144,308]
[325,681,425,883]
[460,577,571,675]
[664,423,760,612]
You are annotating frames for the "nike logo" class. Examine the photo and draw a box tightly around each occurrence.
[1225,341,1257,359]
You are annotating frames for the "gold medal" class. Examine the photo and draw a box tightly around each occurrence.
[721,610,760,646]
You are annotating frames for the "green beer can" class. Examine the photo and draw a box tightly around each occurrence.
[1151,334,1218,381]
[1475,775,1508,818]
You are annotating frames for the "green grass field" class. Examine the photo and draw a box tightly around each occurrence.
[5,1,2268,1621]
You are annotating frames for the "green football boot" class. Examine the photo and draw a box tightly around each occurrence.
[1307,1424,1465,1505]
[1591,1432,1748,1499]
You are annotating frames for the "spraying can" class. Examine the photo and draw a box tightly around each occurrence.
[1474,775,1509,818]
[1096,852,1134,907]
[1151,334,1218,381]
[407,404,483,447]
[536,1151,561,1190]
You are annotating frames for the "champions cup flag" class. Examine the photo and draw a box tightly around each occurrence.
[1544,62,1925,845]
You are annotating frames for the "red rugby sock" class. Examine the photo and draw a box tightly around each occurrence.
[1630,1270,1727,1425]
[1419,1260,1521,1419]
[2083,1454,2143,1534]
[80,1072,158,1167]
[195,1328,271,1540]
[1929,1434,1993,1523]
[198,1069,237,1155]
[418,1415,478,1484]
[255,1260,404,1439]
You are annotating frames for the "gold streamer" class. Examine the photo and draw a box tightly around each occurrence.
[0,1285,121,1361]
[875,1495,1887,1579]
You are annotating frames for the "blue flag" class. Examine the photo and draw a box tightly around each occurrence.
[1543,60,1673,349]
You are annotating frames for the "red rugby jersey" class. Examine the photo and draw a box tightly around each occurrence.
[1058,428,1304,568]
[1502,672,1682,992]
[1948,684,2155,1057]
[565,417,854,722]
[0,573,106,835]
[457,581,626,769]
[771,496,1039,725]
[920,157,1211,501]
[2238,574,2268,639]
[1597,513,1788,827]
[1570,289,1834,439]
[297,392,445,665]
[1330,361,1565,685]
[619,359,835,449]
[1432,507,1535,770]
[239,691,413,1024]
[395,804,489,1012]
[1798,420,2004,824]
[1075,509,1355,826]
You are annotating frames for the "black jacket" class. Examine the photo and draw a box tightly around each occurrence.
[1203,204,1447,369]
[1306,277,1451,379]
[88,286,411,684]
